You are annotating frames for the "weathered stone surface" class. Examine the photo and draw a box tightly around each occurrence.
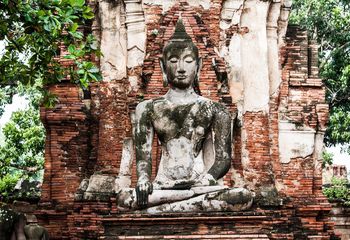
[267,1,282,96]
[98,0,127,81]
[241,0,270,113]
[114,138,134,191]
[118,18,253,211]
[125,0,146,68]
[24,215,48,240]
[143,188,253,213]
[220,0,244,28]
[278,121,316,164]
[117,186,252,213]
[143,0,210,12]
[85,174,116,193]
[330,204,350,239]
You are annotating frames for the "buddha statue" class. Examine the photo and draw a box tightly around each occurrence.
[23,215,49,240]
[116,19,253,213]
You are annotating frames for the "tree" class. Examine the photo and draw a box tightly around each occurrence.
[0,91,45,201]
[0,87,14,117]
[0,0,101,111]
[0,0,102,199]
[290,0,350,152]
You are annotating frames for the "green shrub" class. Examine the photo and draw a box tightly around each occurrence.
[323,177,350,206]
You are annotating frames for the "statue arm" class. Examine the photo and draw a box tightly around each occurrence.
[134,100,154,207]
[207,104,232,180]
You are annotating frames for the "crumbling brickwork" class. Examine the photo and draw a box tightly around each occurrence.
[36,1,338,239]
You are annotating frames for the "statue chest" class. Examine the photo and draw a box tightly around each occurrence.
[151,101,213,142]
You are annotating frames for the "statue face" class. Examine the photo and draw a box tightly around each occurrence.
[163,47,199,89]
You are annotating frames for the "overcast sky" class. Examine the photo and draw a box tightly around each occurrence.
[0,95,29,127]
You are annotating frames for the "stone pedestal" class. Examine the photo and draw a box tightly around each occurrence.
[35,198,335,239]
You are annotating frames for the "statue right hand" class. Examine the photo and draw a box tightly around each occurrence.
[136,180,153,208]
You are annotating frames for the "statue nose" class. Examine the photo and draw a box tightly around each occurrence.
[177,60,185,73]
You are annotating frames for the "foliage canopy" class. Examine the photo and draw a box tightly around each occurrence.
[0,0,101,200]
[0,94,45,201]
[0,0,101,113]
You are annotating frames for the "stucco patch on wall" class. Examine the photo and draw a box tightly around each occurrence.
[278,121,316,164]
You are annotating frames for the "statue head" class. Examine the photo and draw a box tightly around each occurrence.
[25,214,38,224]
[160,19,202,89]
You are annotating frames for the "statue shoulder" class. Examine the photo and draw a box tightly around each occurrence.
[135,97,166,112]
[135,99,154,115]
[203,100,230,116]
[196,97,231,116]
[211,101,241,127]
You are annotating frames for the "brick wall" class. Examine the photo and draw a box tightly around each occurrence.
[279,26,328,198]
[35,2,338,239]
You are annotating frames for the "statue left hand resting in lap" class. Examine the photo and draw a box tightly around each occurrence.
[117,19,253,212]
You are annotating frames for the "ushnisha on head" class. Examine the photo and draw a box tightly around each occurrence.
[160,18,202,89]
[25,214,38,224]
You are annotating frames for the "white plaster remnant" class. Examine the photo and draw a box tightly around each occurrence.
[267,1,282,96]
[278,0,292,46]
[99,1,127,81]
[278,121,316,164]
[219,0,245,104]
[220,0,245,29]
[142,0,210,12]
[228,34,243,103]
[125,0,146,68]
[128,75,139,91]
[292,180,300,187]
[240,0,270,113]
[314,132,326,184]
[219,0,292,111]
[189,0,211,9]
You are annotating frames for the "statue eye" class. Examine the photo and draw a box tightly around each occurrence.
[169,57,178,63]
[185,56,194,63]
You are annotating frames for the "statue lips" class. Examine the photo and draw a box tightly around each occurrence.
[176,75,187,81]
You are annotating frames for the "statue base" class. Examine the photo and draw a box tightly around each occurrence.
[34,196,335,239]
[117,187,253,213]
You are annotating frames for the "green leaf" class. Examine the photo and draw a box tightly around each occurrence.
[67,44,76,54]
[69,31,83,39]
[70,22,79,32]
[82,7,94,19]
[77,69,85,75]
[70,0,85,7]
[63,54,76,60]
[88,66,99,73]
[88,72,97,81]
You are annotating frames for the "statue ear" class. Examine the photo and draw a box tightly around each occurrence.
[160,58,168,87]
